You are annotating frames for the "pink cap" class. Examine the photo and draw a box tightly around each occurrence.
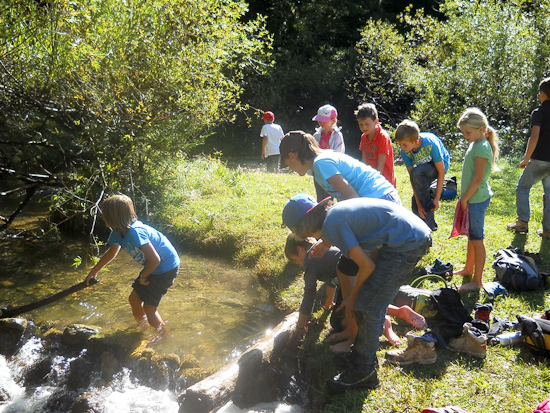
[312,104,337,122]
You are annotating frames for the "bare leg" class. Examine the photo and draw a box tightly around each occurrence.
[144,303,165,330]
[387,304,427,330]
[455,240,475,276]
[383,315,402,346]
[129,290,147,324]
[459,239,485,291]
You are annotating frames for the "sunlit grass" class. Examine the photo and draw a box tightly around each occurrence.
[154,156,550,412]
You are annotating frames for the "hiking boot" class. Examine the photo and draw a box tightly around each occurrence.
[385,333,437,365]
[506,218,528,233]
[447,323,487,359]
[537,229,550,239]
[326,366,379,394]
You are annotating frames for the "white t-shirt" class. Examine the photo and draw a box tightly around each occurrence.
[260,123,284,156]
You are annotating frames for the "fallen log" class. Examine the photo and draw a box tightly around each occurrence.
[178,311,300,413]
[0,279,98,319]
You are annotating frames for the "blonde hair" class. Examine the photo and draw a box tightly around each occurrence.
[394,120,420,142]
[457,108,499,167]
[101,194,138,232]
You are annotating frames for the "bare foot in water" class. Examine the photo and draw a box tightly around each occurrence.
[329,339,353,354]
[454,269,473,276]
[458,281,481,291]
[383,316,403,346]
[396,306,427,330]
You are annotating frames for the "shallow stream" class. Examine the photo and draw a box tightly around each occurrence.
[0,198,282,411]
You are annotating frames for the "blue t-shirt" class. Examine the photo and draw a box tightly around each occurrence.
[299,245,341,316]
[401,132,450,173]
[313,151,394,200]
[107,220,180,274]
[321,198,431,254]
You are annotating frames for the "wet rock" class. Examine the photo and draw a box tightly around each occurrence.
[24,355,53,385]
[87,328,144,359]
[180,354,200,369]
[0,386,9,403]
[71,392,105,413]
[41,327,63,351]
[0,318,27,356]
[44,389,79,412]
[99,351,122,383]
[62,324,100,347]
[67,357,96,391]
[129,349,177,391]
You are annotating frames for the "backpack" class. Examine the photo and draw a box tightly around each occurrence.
[430,176,458,201]
[517,315,550,356]
[492,248,542,291]
[392,275,447,318]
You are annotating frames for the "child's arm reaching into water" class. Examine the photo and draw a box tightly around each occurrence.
[86,245,121,285]
[324,285,336,310]
[136,243,161,286]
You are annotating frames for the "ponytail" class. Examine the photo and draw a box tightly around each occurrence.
[485,126,499,168]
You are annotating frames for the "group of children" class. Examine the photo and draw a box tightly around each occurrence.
[81,78,550,397]
[276,77,550,393]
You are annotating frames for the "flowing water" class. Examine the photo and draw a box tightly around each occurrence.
[0,197,285,412]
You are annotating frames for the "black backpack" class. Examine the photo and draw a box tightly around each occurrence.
[492,248,542,291]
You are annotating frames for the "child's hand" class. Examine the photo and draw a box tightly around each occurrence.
[460,197,468,212]
[310,239,330,258]
[323,302,334,310]
[85,271,97,286]
[337,295,356,320]
[433,198,440,212]
[139,276,150,286]
[416,199,426,218]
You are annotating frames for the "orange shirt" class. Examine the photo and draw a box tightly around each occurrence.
[359,126,396,187]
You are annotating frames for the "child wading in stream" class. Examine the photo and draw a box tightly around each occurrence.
[85,194,180,332]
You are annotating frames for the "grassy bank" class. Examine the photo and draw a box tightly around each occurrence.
[155,156,550,412]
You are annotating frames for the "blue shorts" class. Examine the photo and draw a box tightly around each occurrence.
[468,197,490,240]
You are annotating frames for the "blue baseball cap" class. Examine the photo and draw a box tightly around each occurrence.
[282,193,331,229]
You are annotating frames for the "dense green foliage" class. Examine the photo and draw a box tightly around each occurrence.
[0,0,271,228]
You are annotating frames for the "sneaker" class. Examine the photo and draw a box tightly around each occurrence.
[537,229,550,239]
[473,303,493,323]
[447,323,487,359]
[385,333,437,365]
[326,366,379,394]
[506,218,528,233]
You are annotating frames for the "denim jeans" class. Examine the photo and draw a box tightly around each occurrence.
[410,162,438,230]
[468,197,490,240]
[380,188,402,206]
[516,159,550,232]
[351,239,431,371]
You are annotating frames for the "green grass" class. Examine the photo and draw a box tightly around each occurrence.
[155,156,550,412]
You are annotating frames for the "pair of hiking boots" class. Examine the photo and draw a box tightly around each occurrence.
[385,323,487,365]
[507,218,550,239]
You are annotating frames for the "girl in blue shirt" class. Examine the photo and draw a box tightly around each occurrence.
[85,194,180,331]
[279,131,400,204]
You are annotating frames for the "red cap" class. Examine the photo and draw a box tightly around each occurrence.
[261,111,275,120]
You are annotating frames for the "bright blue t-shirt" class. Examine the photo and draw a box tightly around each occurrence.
[107,220,180,274]
[321,198,431,254]
[400,132,450,173]
[313,151,394,200]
